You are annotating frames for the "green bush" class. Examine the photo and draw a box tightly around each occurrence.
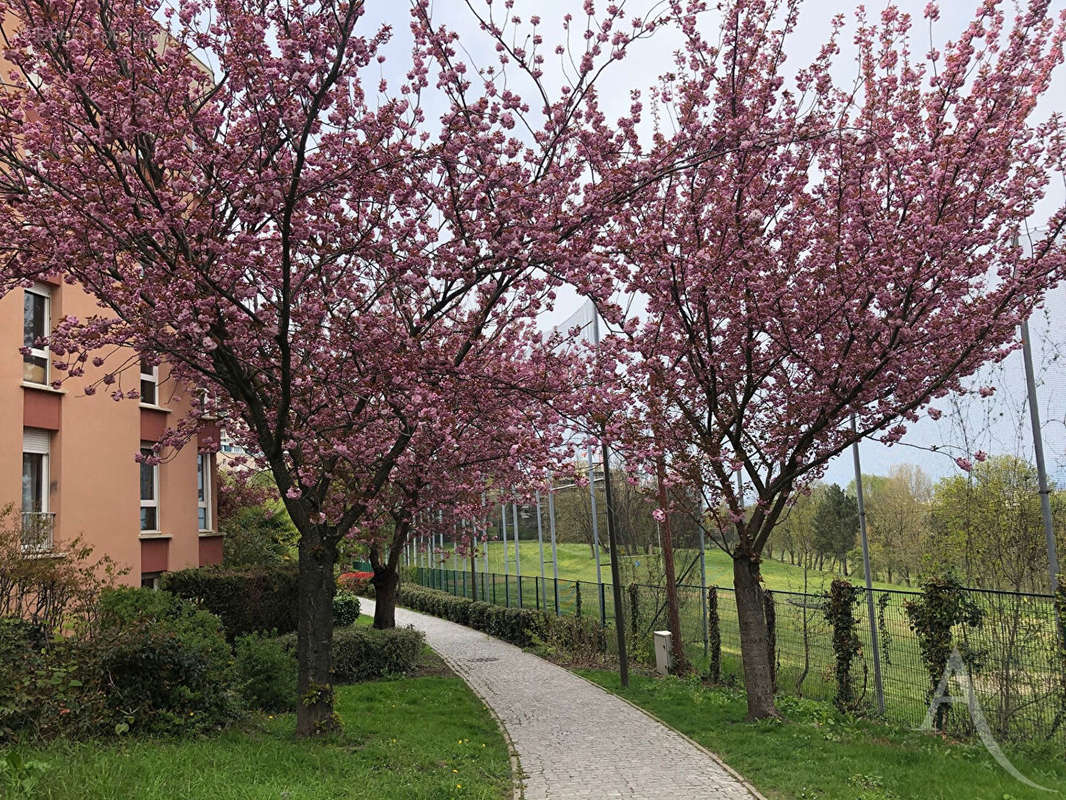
[234,633,297,711]
[275,625,424,684]
[332,591,361,627]
[2,590,239,742]
[395,586,546,648]
[95,588,238,735]
[161,566,299,639]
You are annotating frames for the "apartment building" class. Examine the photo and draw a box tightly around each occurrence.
[2,277,223,586]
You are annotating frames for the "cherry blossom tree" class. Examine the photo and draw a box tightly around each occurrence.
[597,0,1066,719]
[0,0,669,734]
[360,336,573,629]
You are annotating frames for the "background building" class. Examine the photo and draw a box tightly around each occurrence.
[1,277,222,586]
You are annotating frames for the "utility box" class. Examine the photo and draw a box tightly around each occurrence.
[653,630,673,676]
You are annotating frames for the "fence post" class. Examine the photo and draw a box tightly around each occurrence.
[599,581,607,629]
[576,581,582,618]
[505,573,510,608]
[536,577,541,611]
[492,573,496,606]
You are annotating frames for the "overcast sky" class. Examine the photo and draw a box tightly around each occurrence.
[368,1,1066,487]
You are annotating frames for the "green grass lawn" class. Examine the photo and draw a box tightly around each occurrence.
[580,669,1066,800]
[456,540,904,594]
[8,648,511,800]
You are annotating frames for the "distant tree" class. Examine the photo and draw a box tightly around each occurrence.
[218,472,297,568]
[859,464,931,585]
[813,485,859,576]
[928,455,1060,592]
[773,483,825,569]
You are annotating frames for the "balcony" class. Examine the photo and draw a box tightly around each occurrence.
[21,511,55,552]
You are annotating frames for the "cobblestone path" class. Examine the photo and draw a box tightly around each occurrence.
[360,598,762,800]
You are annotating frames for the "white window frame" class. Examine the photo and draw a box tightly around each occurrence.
[139,361,159,406]
[140,444,160,533]
[22,429,52,552]
[197,452,212,531]
[23,284,51,385]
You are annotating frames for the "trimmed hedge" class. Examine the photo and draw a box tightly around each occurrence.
[394,585,608,654]
[162,566,300,639]
[275,625,424,684]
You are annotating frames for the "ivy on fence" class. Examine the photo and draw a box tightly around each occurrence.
[876,593,892,667]
[1054,578,1066,734]
[628,583,639,637]
[824,579,862,713]
[903,574,986,731]
[708,586,721,683]
[764,589,777,693]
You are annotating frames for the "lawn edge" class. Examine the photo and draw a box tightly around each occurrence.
[567,669,770,800]
[364,598,525,800]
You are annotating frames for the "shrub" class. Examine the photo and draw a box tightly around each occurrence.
[3,590,238,742]
[161,566,300,639]
[275,625,423,683]
[338,573,373,597]
[235,633,297,711]
[333,591,361,627]
[94,588,239,735]
[533,613,608,664]
[0,505,123,634]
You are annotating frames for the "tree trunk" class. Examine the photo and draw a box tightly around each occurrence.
[296,529,339,737]
[733,554,779,720]
[372,564,400,629]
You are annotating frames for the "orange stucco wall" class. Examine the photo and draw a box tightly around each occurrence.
[1,281,222,584]
[0,12,220,583]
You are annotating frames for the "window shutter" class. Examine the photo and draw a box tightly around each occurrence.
[23,428,51,454]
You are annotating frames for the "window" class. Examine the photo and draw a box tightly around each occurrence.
[140,444,159,532]
[22,285,50,384]
[197,453,212,531]
[140,573,161,590]
[21,428,53,550]
[140,360,158,405]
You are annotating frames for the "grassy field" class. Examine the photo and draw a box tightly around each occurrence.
[446,540,906,594]
[419,548,1065,744]
[581,669,1066,800]
[5,646,511,800]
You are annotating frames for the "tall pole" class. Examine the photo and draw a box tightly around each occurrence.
[600,433,629,687]
[655,455,686,670]
[699,506,708,659]
[548,486,560,614]
[481,492,489,579]
[501,503,508,577]
[851,414,886,715]
[469,521,478,602]
[1021,319,1060,595]
[536,491,546,611]
[587,445,604,622]
[513,502,522,606]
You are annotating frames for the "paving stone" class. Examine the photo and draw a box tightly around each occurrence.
[361,598,761,799]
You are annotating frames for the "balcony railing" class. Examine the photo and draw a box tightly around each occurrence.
[21,511,55,552]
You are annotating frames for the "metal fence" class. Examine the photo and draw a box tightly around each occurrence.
[411,566,1065,744]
